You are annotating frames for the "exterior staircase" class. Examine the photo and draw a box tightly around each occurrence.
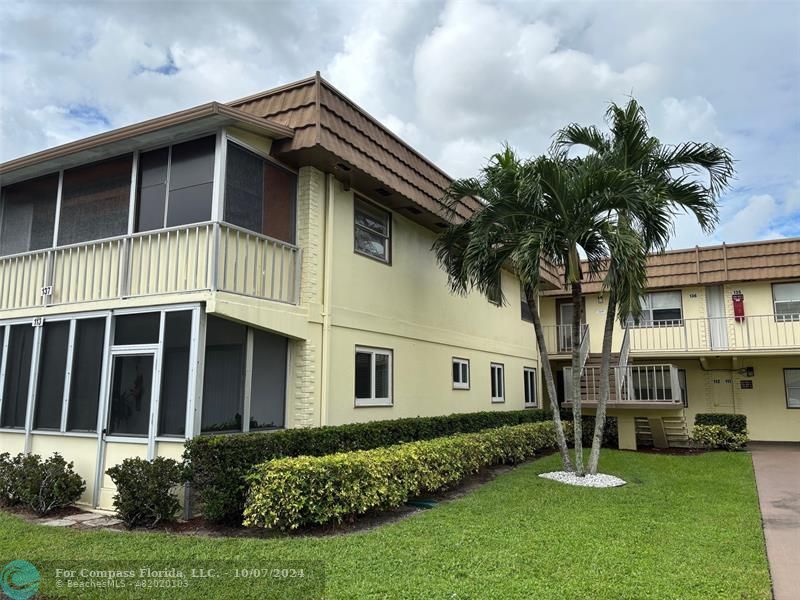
[635,415,691,448]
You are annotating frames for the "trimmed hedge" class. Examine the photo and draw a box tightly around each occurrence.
[106,457,185,529]
[694,413,747,434]
[559,412,619,448]
[692,424,748,451]
[244,422,558,530]
[185,409,551,523]
[0,452,85,515]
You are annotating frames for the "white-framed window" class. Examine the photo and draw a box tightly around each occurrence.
[452,357,470,390]
[785,369,800,409]
[490,362,505,403]
[773,283,800,322]
[523,367,537,407]
[354,198,391,263]
[355,346,393,406]
[633,291,683,326]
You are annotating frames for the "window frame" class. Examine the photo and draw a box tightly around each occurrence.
[523,367,538,408]
[490,362,505,404]
[678,368,688,408]
[784,368,800,409]
[452,357,470,390]
[773,282,800,322]
[353,197,392,264]
[633,290,684,328]
[354,345,393,407]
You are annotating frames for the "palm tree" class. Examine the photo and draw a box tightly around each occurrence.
[433,148,573,472]
[552,99,735,474]
[435,149,649,475]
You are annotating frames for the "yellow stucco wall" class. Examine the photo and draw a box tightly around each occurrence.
[322,182,540,424]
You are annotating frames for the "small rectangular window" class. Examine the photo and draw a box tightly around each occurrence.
[354,199,391,263]
[355,346,393,406]
[490,363,505,403]
[1,325,35,429]
[114,312,160,346]
[34,321,70,430]
[452,358,470,390]
[523,367,537,407]
[773,283,800,322]
[634,291,683,326]
[785,369,800,409]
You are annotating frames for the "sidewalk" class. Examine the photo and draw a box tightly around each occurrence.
[749,443,800,600]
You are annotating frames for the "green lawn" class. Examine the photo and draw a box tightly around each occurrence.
[1,451,769,599]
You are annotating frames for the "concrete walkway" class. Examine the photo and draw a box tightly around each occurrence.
[750,443,800,600]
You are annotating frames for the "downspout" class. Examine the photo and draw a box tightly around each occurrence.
[319,173,336,426]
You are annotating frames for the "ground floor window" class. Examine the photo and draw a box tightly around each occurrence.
[452,357,470,390]
[678,369,688,408]
[785,369,800,409]
[491,363,505,403]
[201,316,288,433]
[523,367,537,407]
[355,346,393,407]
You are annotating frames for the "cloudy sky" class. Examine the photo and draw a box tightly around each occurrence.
[1,0,798,248]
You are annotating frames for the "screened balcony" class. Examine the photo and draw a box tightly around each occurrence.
[0,129,301,311]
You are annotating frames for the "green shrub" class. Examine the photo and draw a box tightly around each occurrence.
[185,408,551,522]
[694,413,747,434]
[8,453,85,515]
[244,421,557,530]
[106,457,184,529]
[692,425,748,451]
[0,452,23,506]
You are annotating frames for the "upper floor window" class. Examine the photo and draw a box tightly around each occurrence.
[354,198,391,263]
[0,173,59,256]
[634,291,683,326]
[224,142,297,243]
[773,282,800,322]
[136,136,215,232]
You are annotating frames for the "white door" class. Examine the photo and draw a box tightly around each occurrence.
[706,286,728,350]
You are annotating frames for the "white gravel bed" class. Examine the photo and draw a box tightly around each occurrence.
[538,471,626,488]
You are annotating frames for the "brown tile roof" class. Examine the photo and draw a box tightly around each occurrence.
[229,73,482,222]
[544,237,800,295]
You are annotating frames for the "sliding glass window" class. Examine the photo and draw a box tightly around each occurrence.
[0,174,59,256]
[58,155,132,245]
[135,136,215,232]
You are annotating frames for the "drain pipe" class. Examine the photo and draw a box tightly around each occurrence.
[319,173,336,427]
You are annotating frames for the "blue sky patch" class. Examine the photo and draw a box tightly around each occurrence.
[65,104,110,127]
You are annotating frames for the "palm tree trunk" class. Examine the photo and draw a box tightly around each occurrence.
[588,290,617,474]
[526,288,573,472]
[570,280,585,476]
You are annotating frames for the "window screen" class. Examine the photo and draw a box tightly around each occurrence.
[34,321,70,430]
[0,174,59,256]
[263,161,296,243]
[166,136,215,227]
[785,369,800,408]
[1,325,34,428]
[774,283,800,321]
[58,155,132,245]
[249,329,287,430]
[354,200,390,262]
[114,312,160,345]
[108,354,154,436]
[201,316,246,432]
[67,318,106,432]
[136,147,169,232]
[158,311,192,436]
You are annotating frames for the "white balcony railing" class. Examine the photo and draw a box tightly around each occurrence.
[565,363,682,405]
[0,222,301,311]
[542,323,589,354]
[628,315,800,353]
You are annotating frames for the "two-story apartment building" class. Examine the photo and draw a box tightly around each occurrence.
[0,74,560,509]
[538,239,800,448]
